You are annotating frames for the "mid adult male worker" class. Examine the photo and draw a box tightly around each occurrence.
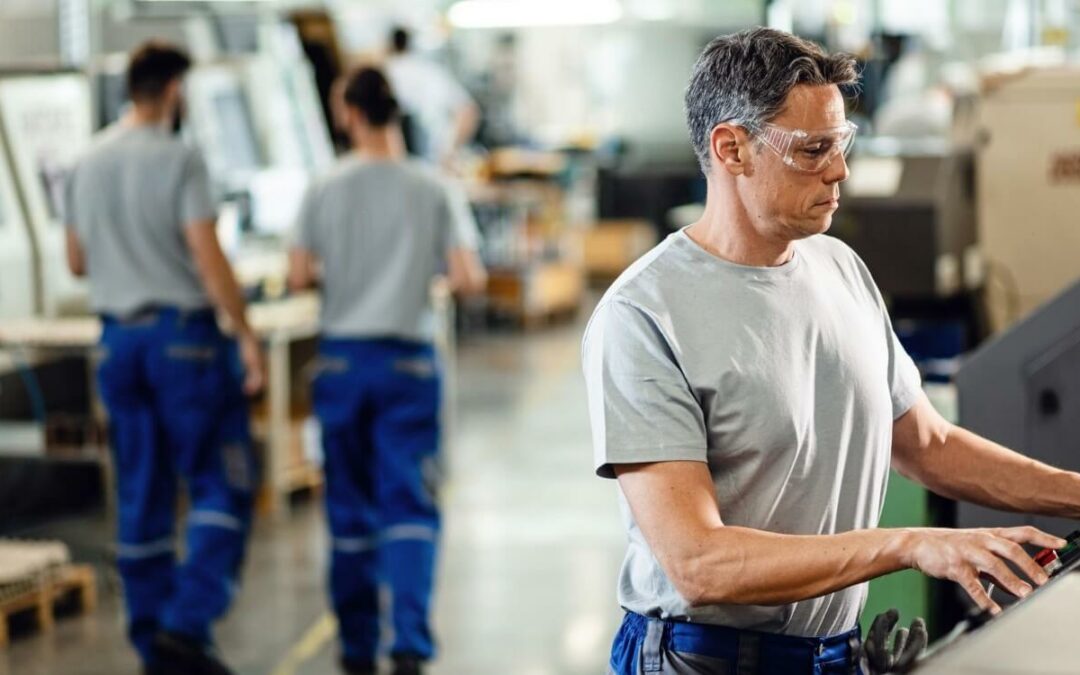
[582,28,1080,674]
[384,25,480,167]
[65,41,264,675]
[288,66,486,675]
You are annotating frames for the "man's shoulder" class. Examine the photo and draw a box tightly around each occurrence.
[597,233,690,309]
[802,234,878,290]
[399,159,449,192]
[323,158,439,190]
[585,234,690,344]
[77,125,191,175]
[78,124,129,164]
[802,233,858,262]
[307,161,447,227]
[313,157,374,195]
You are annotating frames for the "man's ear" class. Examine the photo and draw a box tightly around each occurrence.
[343,106,362,134]
[709,123,752,177]
[163,78,183,107]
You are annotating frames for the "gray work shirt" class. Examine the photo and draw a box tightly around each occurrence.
[582,229,922,638]
[293,157,479,342]
[65,124,215,317]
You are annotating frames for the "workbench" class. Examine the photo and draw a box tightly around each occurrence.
[0,288,456,517]
[0,294,321,516]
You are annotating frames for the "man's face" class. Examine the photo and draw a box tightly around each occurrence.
[736,84,850,241]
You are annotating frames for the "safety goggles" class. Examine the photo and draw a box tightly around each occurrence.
[742,120,858,174]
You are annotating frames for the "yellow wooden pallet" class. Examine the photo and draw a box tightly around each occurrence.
[0,564,97,648]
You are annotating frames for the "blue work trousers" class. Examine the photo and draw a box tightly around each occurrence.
[611,612,863,674]
[97,308,256,663]
[312,338,442,664]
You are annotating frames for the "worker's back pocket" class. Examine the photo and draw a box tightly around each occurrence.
[155,341,229,408]
[392,356,437,380]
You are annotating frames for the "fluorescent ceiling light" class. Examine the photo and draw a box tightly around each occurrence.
[624,0,674,21]
[447,0,623,28]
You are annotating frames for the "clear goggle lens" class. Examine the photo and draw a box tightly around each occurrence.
[746,121,857,173]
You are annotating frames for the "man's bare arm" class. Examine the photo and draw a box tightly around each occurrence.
[615,460,1063,614]
[446,246,487,296]
[893,394,1080,519]
[448,101,480,162]
[65,228,86,277]
[287,247,320,292]
[184,220,265,394]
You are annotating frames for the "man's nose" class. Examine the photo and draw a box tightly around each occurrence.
[823,151,850,184]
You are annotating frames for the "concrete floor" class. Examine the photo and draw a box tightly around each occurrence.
[0,316,626,674]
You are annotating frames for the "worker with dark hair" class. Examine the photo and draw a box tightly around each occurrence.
[65,39,263,675]
[385,26,480,167]
[390,25,410,54]
[289,66,486,675]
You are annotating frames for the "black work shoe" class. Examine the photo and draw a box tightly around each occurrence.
[391,653,425,675]
[152,630,235,675]
[340,656,377,675]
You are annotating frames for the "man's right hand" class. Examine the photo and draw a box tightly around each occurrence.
[238,332,266,396]
[904,526,1066,614]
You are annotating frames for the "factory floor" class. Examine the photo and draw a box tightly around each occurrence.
[0,311,625,675]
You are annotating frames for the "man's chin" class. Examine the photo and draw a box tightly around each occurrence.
[789,216,832,239]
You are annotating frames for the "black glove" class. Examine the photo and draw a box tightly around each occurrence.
[861,608,928,674]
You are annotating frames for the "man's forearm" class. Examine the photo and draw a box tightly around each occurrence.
[450,103,480,156]
[674,526,911,606]
[906,424,1080,519]
[208,268,254,338]
[186,222,255,339]
[199,248,255,339]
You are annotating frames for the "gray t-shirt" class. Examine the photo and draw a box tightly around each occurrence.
[65,124,215,317]
[582,229,922,638]
[293,157,479,342]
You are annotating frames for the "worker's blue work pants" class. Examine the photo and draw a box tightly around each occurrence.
[312,338,442,664]
[97,308,255,664]
[610,612,864,674]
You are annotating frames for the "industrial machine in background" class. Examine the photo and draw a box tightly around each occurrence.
[941,275,1080,642]
[183,24,334,293]
[833,139,980,304]
[974,66,1080,334]
[955,277,1080,538]
[0,126,34,319]
[832,139,985,371]
[91,20,334,293]
[0,71,93,317]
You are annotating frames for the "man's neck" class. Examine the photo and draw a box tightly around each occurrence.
[686,182,795,267]
[124,102,170,130]
[350,125,407,161]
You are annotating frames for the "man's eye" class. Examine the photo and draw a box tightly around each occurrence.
[800,142,833,157]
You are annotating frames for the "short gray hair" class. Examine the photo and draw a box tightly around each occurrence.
[685,27,858,171]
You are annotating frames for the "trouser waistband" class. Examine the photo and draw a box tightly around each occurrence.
[102,306,215,327]
[623,612,861,673]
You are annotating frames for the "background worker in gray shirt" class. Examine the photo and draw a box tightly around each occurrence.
[65,41,264,675]
[582,27,1080,674]
[288,66,486,675]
